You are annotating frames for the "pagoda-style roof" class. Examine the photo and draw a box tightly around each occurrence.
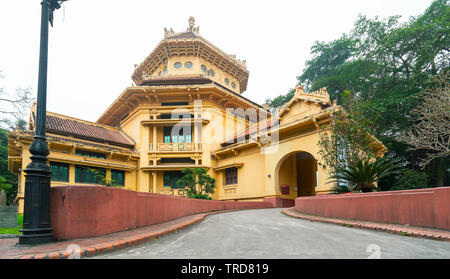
[29,108,135,149]
[132,17,249,93]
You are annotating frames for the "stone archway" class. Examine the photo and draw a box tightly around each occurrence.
[275,151,318,206]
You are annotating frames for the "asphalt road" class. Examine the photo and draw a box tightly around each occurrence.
[94,208,450,259]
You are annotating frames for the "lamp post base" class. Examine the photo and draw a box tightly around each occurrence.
[18,228,54,246]
[19,136,54,245]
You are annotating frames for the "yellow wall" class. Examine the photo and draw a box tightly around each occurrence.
[12,84,339,214]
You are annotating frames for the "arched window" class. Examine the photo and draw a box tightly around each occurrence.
[225,78,229,85]
[163,66,168,75]
[208,69,215,77]
[231,82,236,89]
[184,62,193,69]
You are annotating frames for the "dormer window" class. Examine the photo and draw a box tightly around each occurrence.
[174,62,182,69]
[184,62,193,69]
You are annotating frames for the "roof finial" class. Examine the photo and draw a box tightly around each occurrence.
[188,16,195,30]
[187,16,200,33]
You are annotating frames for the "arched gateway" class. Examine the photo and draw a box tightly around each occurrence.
[276,151,317,198]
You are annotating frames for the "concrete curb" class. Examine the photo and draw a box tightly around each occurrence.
[282,207,450,242]
[15,209,245,259]
[0,234,19,239]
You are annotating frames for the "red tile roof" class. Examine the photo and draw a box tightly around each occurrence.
[222,118,279,146]
[43,114,134,149]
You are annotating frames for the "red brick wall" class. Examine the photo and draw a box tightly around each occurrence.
[51,186,272,240]
[263,197,295,208]
[294,187,450,230]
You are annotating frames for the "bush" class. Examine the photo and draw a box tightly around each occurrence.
[189,193,213,200]
[177,168,215,200]
[329,157,402,193]
[389,169,430,191]
[330,184,353,194]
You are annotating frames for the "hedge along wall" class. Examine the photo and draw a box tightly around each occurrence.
[51,185,273,240]
[295,187,450,230]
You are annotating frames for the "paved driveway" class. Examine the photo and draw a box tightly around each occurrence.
[94,208,450,259]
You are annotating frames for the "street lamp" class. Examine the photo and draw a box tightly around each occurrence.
[19,0,68,246]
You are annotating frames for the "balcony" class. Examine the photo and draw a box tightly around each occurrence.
[149,143,202,152]
[150,188,187,197]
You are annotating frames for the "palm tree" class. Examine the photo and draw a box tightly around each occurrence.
[329,158,402,193]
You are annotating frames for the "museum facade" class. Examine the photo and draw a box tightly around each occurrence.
[8,18,386,212]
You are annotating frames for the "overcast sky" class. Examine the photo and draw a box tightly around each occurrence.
[0,0,433,123]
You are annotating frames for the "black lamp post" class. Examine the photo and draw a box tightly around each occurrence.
[19,0,68,246]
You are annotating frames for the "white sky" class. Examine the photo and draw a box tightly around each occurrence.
[0,0,433,123]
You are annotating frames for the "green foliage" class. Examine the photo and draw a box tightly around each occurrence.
[270,0,450,187]
[387,169,431,191]
[88,168,114,187]
[0,227,21,235]
[317,107,378,178]
[330,184,352,194]
[177,168,216,199]
[0,176,13,192]
[329,158,402,192]
[0,214,23,235]
[189,193,213,200]
[17,213,23,226]
[0,128,18,205]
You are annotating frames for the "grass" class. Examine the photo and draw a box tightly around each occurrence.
[0,213,23,235]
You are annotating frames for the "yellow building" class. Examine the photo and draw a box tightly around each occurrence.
[8,18,385,212]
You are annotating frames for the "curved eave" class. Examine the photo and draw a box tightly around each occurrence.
[96,83,269,127]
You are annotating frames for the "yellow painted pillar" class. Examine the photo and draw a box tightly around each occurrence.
[152,171,157,193]
[106,168,112,185]
[69,164,76,184]
[152,125,157,150]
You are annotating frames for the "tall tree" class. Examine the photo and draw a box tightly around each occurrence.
[0,71,33,130]
[399,71,450,186]
[0,128,17,205]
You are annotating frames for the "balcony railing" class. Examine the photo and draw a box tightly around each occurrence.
[149,143,202,152]
[152,188,187,197]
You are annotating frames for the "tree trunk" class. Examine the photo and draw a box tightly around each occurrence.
[431,157,444,187]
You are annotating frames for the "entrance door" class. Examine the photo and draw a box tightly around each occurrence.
[296,153,316,197]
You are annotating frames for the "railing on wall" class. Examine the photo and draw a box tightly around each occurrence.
[149,143,202,152]
[149,187,187,197]
[159,188,187,197]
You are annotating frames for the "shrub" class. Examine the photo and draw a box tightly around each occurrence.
[389,169,430,191]
[177,168,216,199]
[329,157,402,193]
